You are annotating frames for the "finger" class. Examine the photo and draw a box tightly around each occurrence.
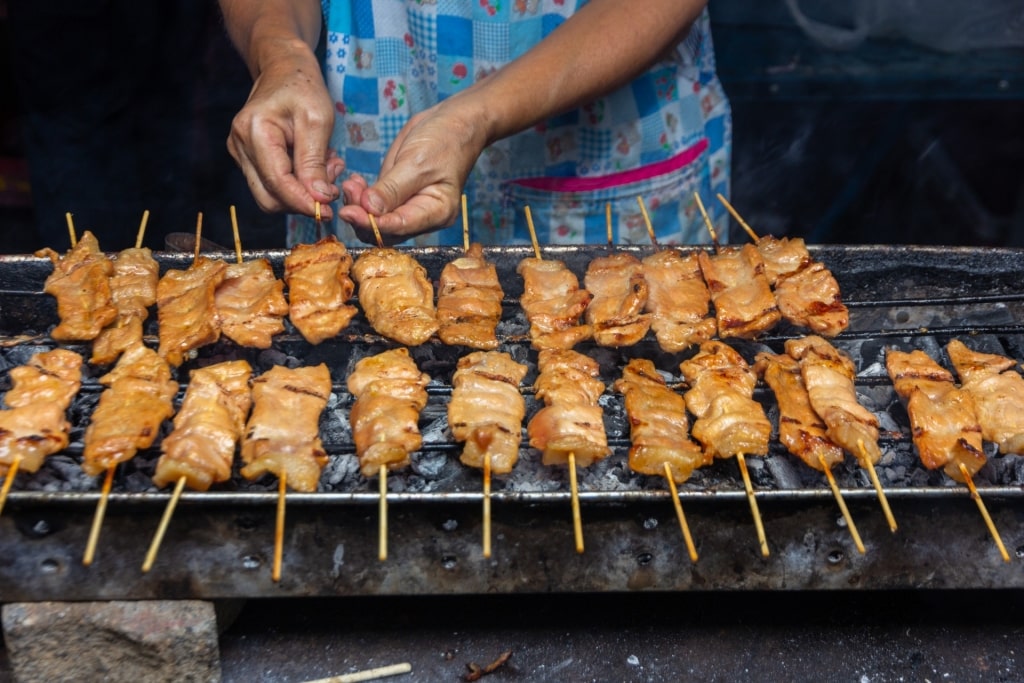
[248,119,329,216]
[292,111,340,202]
[228,136,287,214]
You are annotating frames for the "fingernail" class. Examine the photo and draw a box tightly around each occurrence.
[367,193,386,215]
[313,180,337,198]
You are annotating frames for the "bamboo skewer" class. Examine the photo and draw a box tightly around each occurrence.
[369,214,384,249]
[636,196,658,249]
[0,456,23,517]
[606,202,613,248]
[273,470,287,581]
[858,440,898,532]
[716,193,759,243]
[83,466,115,566]
[736,453,770,557]
[136,210,150,249]
[568,452,584,554]
[524,206,541,260]
[315,200,322,224]
[300,662,414,683]
[664,462,698,562]
[230,205,243,264]
[65,212,77,247]
[379,464,388,562]
[483,451,492,559]
[462,193,470,252]
[959,462,1010,562]
[142,475,187,572]
[692,193,720,251]
[819,454,866,554]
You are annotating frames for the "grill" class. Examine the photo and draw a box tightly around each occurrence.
[0,243,1022,601]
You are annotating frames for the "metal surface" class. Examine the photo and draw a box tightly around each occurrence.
[0,244,1023,599]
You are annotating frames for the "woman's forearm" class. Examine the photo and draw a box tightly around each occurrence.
[463,0,708,145]
[218,0,323,78]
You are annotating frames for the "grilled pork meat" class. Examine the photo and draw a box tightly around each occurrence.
[92,246,159,365]
[156,256,228,367]
[351,248,439,346]
[215,259,288,348]
[517,257,592,350]
[886,348,985,483]
[437,243,503,350]
[679,341,771,459]
[347,348,430,478]
[82,343,177,476]
[284,236,358,344]
[698,244,781,340]
[785,335,881,466]
[583,252,651,347]
[947,339,1024,455]
[641,249,717,353]
[241,363,332,492]
[528,348,609,467]
[36,231,118,341]
[613,358,708,483]
[154,360,253,491]
[755,351,845,471]
[448,351,528,474]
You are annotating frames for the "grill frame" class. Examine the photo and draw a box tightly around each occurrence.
[1,243,1023,600]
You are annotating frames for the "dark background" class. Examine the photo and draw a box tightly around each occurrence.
[0,0,1021,254]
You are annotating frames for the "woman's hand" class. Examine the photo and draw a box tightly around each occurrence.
[226,39,343,219]
[338,96,489,245]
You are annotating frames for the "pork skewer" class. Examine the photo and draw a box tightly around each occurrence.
[717,195,849,337]
[693,194,781,340]
[241,363,332,580]
[946,339,1024,455]
[35,228,118,342]
[0,348,84,516]
[351,216,439,347]
[91,212,159,365]
[448,350,528,557]
[679,341,772,557]
[436,198,504,350]
[284,235,359,345]
[885,347,1008,561]
[517,206,593,350]
[613,358,706,561]
[582,204,651,347]
[527,348,610,554]
[81,341,178,565]
[214,206,289,349]
[755,352,865,553]
[142,359,253,572]
[785,335,898,532]
[347,346,431,561]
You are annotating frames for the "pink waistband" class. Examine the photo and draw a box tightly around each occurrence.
[509,137,709,193]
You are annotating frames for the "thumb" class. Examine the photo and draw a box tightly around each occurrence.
[363,160,426,216]
[293,120,340,202]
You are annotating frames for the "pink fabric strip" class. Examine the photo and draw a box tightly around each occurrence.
[509,137,709,193]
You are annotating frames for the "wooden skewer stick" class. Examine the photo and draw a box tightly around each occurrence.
[568,452,584,554]
[65,212,77,248]
[462,193,470,252]
[273,470,287,581]
[663,462,698,563]
[736,453,769,557]
[136,210,150,249]
[0,455,23,518]
[482,451,492,559]
[524,205,542,260]
[692,192,720,252]
[230,205,243,264]
[379,464,388,561]
[959,462,1010,563]
[368,214,384,249]
[193,212,204,265]
[605,202,613,248]
[83,466,115,566]
[716,193,760,243]
[857,439,898,532]
[636,196,659,249]
[315,200,322,224]
[819,454,866,554]
[142,475,187,572]
[300,662,414,683]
